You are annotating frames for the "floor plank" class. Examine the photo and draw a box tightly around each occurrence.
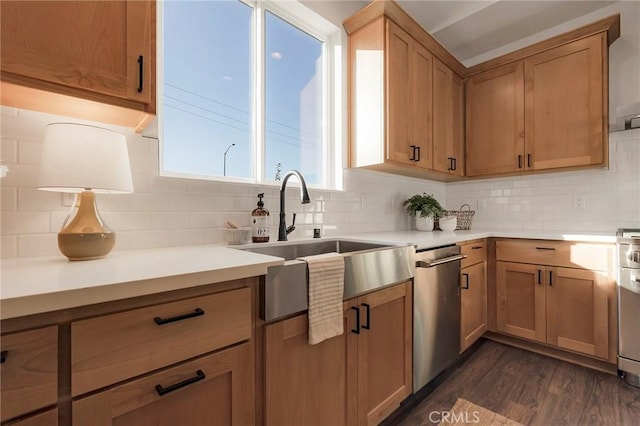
[393,339,640,426]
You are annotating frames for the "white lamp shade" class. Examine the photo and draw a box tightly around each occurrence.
[37,123,134,193]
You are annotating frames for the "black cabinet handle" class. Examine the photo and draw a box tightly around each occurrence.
[0,350,7,364]
[409,145,416,161]
[154,308,204,326]
[155,370,206,396]
[362,303,371,330]
[518,154,522,168]
[447,157,453,171]
[452,157,457,171]
[527,153,531,168]
[415,146,421,162]
[137,55,144,93]
[351,306,360,334]
[471,246,483,250]
[462,273,469,290]
[537,270,542,285]
[535,247,555,251]
[549,271,553,286]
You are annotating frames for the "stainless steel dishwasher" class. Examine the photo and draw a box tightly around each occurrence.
[617,228,640,388]
[413,245,465,392]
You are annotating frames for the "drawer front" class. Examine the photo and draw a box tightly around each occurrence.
[461,240,487,268]
[73,342,254,426]
[1,326,58,422]
[496,240,613,271]
[71,287,252,396]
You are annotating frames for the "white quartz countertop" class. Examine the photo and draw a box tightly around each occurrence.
[0,245,283,320]
[339,229,617,251]
[1,229,616,320]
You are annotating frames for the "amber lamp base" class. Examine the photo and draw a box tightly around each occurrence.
[58,191,115,261]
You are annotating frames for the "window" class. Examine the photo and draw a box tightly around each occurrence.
[160,0,341,189]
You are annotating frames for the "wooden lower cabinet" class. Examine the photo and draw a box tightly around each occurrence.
[497,261,614,360]
[461,261,487,352]
[264,301,355,426]
[357,282,413,426]
[264,281,412,426]
[5,408,58,426]
[73,342,253,426]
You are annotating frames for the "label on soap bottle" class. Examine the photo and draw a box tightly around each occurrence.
[252,216,269,240]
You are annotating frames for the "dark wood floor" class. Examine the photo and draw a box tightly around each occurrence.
[391,340,640,425]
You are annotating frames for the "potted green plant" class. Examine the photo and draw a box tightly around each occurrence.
[402,193,446,231]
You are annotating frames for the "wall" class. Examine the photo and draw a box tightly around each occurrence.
[447,128,640,233]
[0,107,445,258]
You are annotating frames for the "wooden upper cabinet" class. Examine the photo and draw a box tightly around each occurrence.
[525,33,606,170]
[466,62,525,176]
[387,21,433,169]
[0,0,155,131]
[433,58,464,176]
[411,42,434,169]
[386,21,415,166]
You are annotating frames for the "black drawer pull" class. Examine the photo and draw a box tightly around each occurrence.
[137,55,144,93]
[156,370,206,396]
[0,350,7,364]
[154,308,204,325]
[351,306,360,334]
[462,273,470,289]
[549,271,553,287]
[535,247,555,251]
[362,303,371,330]
[471,246,483,250]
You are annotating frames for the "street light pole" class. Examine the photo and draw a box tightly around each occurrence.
[223,143,235,176]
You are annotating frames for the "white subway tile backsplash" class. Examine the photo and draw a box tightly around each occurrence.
[1,235,17,258]
[1,138,18,163]
[2,108,639,258]
[1,211,50,235]
[1,188,17,211]
[17,234,58,257]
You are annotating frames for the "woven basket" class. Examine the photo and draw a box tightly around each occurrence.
[445,204,475,230]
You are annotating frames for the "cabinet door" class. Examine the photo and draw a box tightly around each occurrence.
[411,43,433,169]
[1,1,152,104]
[432,58,458,175]
[545,267,612,359]
[524,34,605,170]
[73,342,254,426]
[496,262,546,342]
[357,282,412,426]
[461,262,487,352]
[264,302,357,426]
[466,62,525,176]
[386,21,414,165]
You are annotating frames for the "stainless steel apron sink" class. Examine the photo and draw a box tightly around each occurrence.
[237,239,415,321]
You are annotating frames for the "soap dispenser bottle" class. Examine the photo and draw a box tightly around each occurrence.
[251,193,270,243]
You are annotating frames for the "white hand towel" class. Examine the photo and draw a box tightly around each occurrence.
[298,252,345,345]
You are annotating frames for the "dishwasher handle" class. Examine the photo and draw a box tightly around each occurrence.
[416,254,466,268]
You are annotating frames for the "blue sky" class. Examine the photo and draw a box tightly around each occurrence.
[162,0,323,183]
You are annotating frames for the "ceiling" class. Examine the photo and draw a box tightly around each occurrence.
[306,1,619,66]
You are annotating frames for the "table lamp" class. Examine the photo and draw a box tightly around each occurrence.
[37,123,133,260]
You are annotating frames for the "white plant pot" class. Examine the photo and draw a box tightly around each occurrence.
[415,212,434,232]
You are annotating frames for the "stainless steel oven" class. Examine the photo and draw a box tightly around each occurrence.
[617,228,640,387]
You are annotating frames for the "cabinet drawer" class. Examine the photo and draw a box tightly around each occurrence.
[496,240,613,271]
[461,240,487,268]
[1,326,58,422]
[73,342,254,426]
[71,287,252,396]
